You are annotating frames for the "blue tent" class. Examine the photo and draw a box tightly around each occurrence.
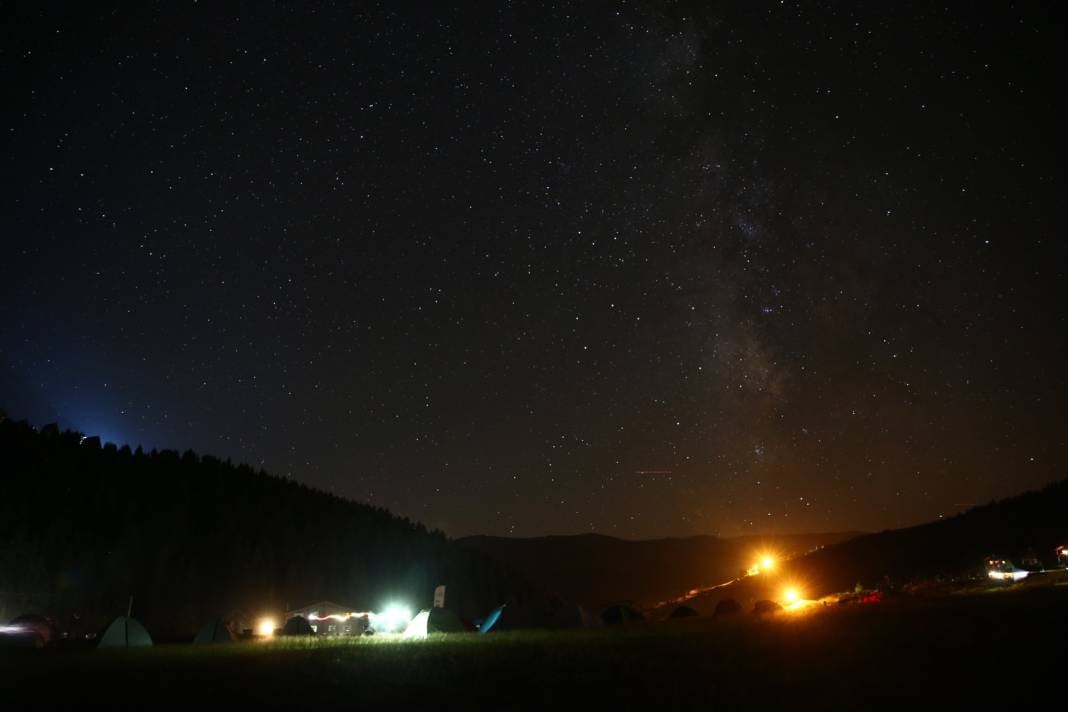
[479,605,505,634]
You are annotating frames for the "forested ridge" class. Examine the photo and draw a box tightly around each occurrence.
[0,416,548,637]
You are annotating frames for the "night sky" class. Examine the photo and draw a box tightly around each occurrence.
[3,2,1065,538]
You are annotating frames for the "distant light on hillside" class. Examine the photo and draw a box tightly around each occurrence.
[748,555,777,575]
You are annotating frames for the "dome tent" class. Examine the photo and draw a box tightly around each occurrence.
[551,604,599,628]
[193,619,235,644]
[669,605,699,619]
[98,616,153,648]
[403,611,430,639]
[282,616,315,636]
[427,607,466,633]
[402,608,468,639]
[601,605,643,625]
[752,600,783,616]
[713,598,742,618]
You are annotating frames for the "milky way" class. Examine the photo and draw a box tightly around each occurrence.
[3,2,1065,537]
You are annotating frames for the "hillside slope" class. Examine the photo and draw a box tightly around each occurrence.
[785,479,1068,596]
[459,531,858,607]
[677,479,1068,614]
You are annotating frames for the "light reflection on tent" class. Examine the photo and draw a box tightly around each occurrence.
[403,610,430,639]
[479,605,505,635]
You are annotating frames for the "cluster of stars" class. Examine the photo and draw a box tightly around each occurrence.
[2,1,1063,538]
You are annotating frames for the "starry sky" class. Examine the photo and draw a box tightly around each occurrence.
[3,2,1065,538]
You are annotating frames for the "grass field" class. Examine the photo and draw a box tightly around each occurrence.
[6,583,1066,710]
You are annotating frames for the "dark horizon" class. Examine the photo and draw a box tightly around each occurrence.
[4,2,1065,539]
[3,409,1061,544]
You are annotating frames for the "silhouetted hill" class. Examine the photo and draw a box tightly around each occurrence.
[458,531,859,607]
[675,480,1068,615]
[0,416,548,636]
[783,479,1068,597]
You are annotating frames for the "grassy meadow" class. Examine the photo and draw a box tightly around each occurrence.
[6,582,1066,710]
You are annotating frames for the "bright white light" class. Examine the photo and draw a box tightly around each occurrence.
[257,618,276,636]
[370,603,413,633]
[762,556,775,570]
[384,604,412,630]
[0,625,26,634]
[784,588,799,604]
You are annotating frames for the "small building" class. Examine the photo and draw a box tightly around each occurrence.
[984,556,1027,582]
[984,556,1011,571]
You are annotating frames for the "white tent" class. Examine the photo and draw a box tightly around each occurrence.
[98,616,153,648]
[403,610,430,640]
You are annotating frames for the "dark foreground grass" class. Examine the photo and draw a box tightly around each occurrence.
[5,585,1066,710]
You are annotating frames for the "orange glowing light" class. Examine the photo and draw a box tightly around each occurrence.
[257,618,276,637]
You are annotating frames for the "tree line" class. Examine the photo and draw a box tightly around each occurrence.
[0,415,552,638]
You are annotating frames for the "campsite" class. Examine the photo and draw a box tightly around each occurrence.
[4,580,1066,709]
[3,418,1068,706]
[4,2,1067,705]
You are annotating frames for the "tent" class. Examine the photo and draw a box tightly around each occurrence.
[713,598,742,618]
[752,600,783,616]
[551,605,582,628]
[551,604,598,628]
[479,605,505,634]
[402,608,467,639]
[193,619,235,644]
[669,605,699,619]
[98,616,153,648]
[601,605,643,625]
[427,608,465,633]
[282,616,315,636]
[403,610,430,639]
